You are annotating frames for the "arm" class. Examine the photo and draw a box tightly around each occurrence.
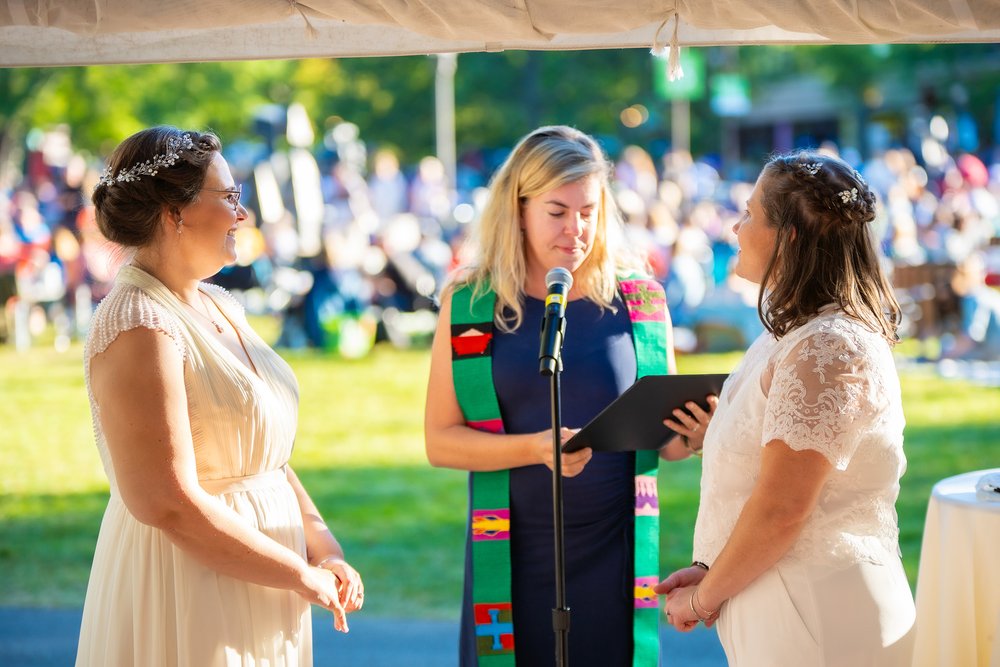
[90,327,349,631]
[660,439,831,628]
[658,434,690,461]
[424,287,592,475]
[286,465,364,612]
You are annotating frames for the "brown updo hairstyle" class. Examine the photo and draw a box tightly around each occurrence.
[756,151,901,343]
[91,126,222,248]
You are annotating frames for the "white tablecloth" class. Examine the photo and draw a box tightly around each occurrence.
[913,468,1000,667]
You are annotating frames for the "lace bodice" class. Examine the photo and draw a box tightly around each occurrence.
[693,308,906,568]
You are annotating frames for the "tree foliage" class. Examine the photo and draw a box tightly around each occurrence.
[5,43,998,170]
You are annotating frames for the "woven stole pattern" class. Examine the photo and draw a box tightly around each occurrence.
[620,277,668,667]
[450,285,515,666]
[450,279,667,667]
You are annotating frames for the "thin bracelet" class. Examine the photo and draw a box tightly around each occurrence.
[693,588,719,620]
[688,590,706,622]
[691,560,710,571]
[315,555,342,569]
[681,435,704,458]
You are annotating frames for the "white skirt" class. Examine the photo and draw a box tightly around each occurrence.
[716,555,915,667]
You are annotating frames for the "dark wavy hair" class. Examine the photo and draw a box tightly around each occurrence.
[91,126,221,248]
[756,151,901,343]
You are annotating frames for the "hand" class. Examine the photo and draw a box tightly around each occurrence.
[653,565,708,597]
[298,566,350,633]
[661,585,702,632]
[317,556,365,613]
[664,395,718,453]
[533,427,591,477]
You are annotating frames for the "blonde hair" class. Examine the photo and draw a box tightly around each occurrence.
[458,125,644,331]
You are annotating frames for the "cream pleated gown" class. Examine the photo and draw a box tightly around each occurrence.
[76,265,312,666]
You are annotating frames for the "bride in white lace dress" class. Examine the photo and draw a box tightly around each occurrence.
[76,127,363,666]
[656,152,915,666]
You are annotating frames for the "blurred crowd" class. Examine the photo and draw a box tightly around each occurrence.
[2,123,999,361]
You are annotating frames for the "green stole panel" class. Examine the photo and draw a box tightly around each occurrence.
[449,277,668,667]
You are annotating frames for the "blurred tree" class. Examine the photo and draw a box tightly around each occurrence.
[5,43,998,178]
[290,56,436,163]
[0,67,60,187]
[28,61,298,156]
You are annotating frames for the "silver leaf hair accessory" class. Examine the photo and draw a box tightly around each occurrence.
[97,133,194,188]
[837,188,859,204]
[853,169,866,185]
[799,162,822,176]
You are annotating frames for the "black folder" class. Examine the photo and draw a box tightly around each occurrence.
[561,373,729,453]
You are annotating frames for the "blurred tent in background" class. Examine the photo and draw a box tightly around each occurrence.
[1,0,1000,66]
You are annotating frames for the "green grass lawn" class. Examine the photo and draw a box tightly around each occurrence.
[1,326,997,619]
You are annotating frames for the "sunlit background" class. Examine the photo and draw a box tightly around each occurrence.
[1,44,998,661]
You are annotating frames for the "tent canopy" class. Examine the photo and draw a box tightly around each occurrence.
[1,0,999,67]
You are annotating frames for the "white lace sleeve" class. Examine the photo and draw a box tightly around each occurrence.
[84,285,187,362]
[761,326,876,470]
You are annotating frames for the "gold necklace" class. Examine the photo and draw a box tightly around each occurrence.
[192,291,224,334]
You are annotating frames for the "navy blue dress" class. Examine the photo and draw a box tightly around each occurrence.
[459,294,639,666]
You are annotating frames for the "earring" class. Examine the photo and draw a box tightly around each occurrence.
[176,218,184,235]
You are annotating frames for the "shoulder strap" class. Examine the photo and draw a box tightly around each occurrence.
[450,283,516,665]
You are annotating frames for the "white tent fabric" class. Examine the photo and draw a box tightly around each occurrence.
[1,0,999,66]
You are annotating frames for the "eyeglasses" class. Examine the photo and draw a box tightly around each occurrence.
[201,185,242,211]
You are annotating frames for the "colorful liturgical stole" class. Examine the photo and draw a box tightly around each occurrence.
[450,277,668,667]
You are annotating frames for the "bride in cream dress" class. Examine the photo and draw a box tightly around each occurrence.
[76,127,363,666]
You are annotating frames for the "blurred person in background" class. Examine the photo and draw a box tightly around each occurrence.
[367,147,409,224]
[943,250,1000,360]
[425,125,698,667]
[78,126,362,666]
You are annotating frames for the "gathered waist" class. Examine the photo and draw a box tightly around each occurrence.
[199,465,288,495]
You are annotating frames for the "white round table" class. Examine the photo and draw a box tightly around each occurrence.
[912,468,1000,667]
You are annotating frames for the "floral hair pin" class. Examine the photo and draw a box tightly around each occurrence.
[97,133,194,188]
[838,188,859,204]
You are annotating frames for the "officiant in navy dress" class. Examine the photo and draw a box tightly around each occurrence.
[425,125,701,666]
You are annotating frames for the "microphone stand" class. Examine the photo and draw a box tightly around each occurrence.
[540,316,569,667]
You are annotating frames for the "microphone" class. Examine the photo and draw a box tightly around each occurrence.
[538,267,573,376]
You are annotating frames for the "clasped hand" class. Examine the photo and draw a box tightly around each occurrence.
[533,427,591,477]
[299,558,364,633]
[655,566,715,631]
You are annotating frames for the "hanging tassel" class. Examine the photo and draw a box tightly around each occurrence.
[650,14,671,57]
[651,13,684,82]
[667,13,684,81]
[288,0,318,40]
